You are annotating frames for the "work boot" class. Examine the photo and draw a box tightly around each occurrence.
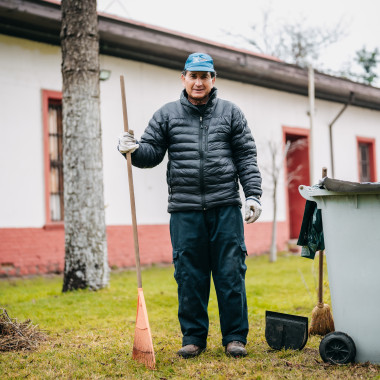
[225,341,247,357]
[177,344,205,358]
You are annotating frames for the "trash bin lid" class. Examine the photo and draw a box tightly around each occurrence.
[323,177,380,193]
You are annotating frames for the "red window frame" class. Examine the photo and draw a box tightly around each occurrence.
[356,136,377,182]
[42,89,64,228]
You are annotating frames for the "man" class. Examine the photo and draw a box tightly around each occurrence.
[118,52,262,358]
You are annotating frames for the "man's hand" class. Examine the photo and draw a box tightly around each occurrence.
[118,132,139,154]
[244,196,262,223]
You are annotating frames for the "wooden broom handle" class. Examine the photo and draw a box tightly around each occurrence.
[120,75,142,288]
[318,167,327,304]
[318,250,324,305]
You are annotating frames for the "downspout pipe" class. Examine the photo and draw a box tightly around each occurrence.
[308,66,315,184]
[328,91,355,178]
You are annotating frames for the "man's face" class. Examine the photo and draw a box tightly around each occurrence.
[181,71,215,105]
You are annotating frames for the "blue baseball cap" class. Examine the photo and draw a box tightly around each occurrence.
[184,52,215,72]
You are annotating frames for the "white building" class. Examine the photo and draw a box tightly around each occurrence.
[1,0,380,276]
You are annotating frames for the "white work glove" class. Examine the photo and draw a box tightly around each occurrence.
[118,132,139,154]
[245,196,262,223]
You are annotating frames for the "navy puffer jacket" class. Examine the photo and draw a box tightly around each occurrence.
[131,88,262,213]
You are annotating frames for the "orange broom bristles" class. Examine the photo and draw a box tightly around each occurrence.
[132,288,156,370]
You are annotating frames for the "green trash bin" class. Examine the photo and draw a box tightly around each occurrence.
[299,178,380,364]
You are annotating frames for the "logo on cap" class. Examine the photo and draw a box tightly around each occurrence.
[184,52,215,72]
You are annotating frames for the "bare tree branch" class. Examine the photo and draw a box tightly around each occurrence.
[226,6,348,69]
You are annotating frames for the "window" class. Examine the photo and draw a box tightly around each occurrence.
[42,90,64,224]
[48,100,64,221]
[357,137,377,183]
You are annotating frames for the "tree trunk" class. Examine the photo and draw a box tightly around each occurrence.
[61,0,109,291]
[269,179,277,262]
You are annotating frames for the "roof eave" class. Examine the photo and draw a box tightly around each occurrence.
[1,0,380,110]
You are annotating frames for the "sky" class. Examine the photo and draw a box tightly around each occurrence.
[97,0,380,84]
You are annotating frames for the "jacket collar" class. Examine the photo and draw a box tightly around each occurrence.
[180,87,218,116]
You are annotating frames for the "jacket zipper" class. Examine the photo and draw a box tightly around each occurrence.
[199,115,206,210]
[204,124,208,152]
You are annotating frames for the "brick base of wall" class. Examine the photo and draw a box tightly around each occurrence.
[0,221,288,277]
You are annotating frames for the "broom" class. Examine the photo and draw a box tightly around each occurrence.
[309,167,335,336]
[120,75,156,369]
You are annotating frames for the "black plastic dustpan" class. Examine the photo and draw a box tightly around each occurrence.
[265,311,308,350]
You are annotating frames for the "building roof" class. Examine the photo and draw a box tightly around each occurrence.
[2,0,380,110]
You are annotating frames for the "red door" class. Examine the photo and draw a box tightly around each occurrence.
[285,131,310,239]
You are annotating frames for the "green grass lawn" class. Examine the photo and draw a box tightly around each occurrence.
[0,253,379,379]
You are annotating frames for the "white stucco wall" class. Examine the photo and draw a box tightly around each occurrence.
[99,54,181,226]
[1,34,380,229]
[323,105,380,181]
[0,35,62,228]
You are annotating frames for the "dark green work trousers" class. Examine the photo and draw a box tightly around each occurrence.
[170,205,248,348]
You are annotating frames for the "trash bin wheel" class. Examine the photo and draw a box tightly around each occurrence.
[319,331,356,364]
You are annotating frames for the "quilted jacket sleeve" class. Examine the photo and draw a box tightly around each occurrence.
[130,108,169,168]
[230,105,262,198]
